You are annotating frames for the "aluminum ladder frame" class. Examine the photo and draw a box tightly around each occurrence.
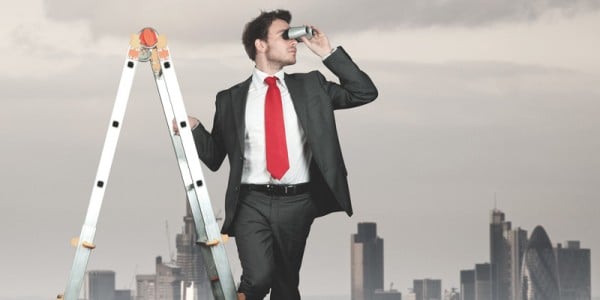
[60,27,236,300]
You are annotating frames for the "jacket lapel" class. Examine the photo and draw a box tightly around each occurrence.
[230,77,252,151]
[284,74,309,136]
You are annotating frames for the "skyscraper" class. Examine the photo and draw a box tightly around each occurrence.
[507,228,527,300]
[489,209,510,300]
[155,256,183,300]
[555,241,591,300]
[351,222,384,300]
[520,226,559,300]
[413,279,442,300]
[88,270,116,300]
[475,263,492,300]
[176,200,213,300]
[459,270,475,300]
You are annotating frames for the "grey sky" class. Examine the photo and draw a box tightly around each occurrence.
[1,0,599,298]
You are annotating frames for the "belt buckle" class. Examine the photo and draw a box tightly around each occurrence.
[265,184,275,195]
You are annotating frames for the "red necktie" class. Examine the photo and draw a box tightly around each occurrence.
[264,76,289,180]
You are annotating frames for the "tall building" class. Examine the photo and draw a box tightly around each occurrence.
[176,201,213,300]
[459,270,475,300]
[555,241,591,300]
[506,227,527,300]
[155,256,183,300]
[413,279,442,300]
[136,274,156,300]
[489,209,511,300]
[351,222,384,300]
[520,226,559,300]
[474,263,492,300]
[88,270,116,300]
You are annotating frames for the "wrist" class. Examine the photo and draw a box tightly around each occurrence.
[320,47,337,60]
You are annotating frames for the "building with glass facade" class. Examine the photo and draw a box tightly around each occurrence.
[520,226,559,300]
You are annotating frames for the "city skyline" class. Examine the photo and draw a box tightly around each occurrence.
[1,1,599,298]
[71,208,591,300]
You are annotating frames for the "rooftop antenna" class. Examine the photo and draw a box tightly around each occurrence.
[494,192,497,210]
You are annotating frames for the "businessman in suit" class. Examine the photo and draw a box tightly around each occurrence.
[182,9,377,300]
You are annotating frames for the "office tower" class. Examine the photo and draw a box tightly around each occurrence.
[489,209,511,300]
[136,274,156,300]
[176,201,213,299]
[351,222,384,300]
[520,226,559,300]
[373,289,402,300]
[460,270,475,300]
[88,270,116,300]
[475,263,492,300]
[413,279,442,300]
[555,241,591,300]
[155,256,183,300]
[507,228,527,300]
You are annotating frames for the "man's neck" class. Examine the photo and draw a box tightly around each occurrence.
[255,60,283,76]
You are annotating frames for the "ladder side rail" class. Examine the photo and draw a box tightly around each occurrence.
[157,51,237,300]
[64,55,139,300]
[162,67,220,237]
[154,74,232,300]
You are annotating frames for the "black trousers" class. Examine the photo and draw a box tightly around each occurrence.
[232,189,317,300]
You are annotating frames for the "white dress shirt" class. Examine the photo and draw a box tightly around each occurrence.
[241,68,312,184]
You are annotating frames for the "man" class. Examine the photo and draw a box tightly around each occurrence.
[184,9,377,300]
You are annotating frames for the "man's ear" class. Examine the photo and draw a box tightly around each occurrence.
[255,39,267,53]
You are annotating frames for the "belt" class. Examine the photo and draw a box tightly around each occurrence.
[240,183,310,196]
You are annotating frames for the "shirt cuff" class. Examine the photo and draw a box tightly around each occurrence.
[321,46,339,61]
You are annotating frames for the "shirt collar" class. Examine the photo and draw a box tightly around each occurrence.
[251,68,286,90]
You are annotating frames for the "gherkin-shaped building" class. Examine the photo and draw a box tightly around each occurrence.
[520,226,560,300]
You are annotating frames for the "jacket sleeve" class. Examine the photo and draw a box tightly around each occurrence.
[191,95,227,171]
[320,46,378,109]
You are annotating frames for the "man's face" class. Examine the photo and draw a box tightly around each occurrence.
[263,19,298,67]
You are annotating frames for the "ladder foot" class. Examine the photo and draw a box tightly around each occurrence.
[57,294,64,299]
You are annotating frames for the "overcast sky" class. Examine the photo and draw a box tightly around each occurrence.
[1,0,599,298]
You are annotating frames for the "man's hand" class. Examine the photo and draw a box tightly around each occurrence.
[300,26,332,59]
[172,116,200,135]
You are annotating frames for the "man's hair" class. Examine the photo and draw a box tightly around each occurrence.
[242,9,292,61]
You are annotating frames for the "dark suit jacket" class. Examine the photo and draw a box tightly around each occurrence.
[192,47,378,235]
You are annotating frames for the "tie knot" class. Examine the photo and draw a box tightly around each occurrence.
[264,76,278,87]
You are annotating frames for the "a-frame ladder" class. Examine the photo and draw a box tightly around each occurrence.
[60,28,236,300]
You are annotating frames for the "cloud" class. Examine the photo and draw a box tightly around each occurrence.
[41,0,600,42]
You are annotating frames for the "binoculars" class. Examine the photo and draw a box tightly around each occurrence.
[283,26,314,41]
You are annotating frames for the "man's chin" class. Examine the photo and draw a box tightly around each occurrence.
[285,59,297,66]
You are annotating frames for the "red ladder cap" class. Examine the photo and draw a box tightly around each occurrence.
[139,27,158,47]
